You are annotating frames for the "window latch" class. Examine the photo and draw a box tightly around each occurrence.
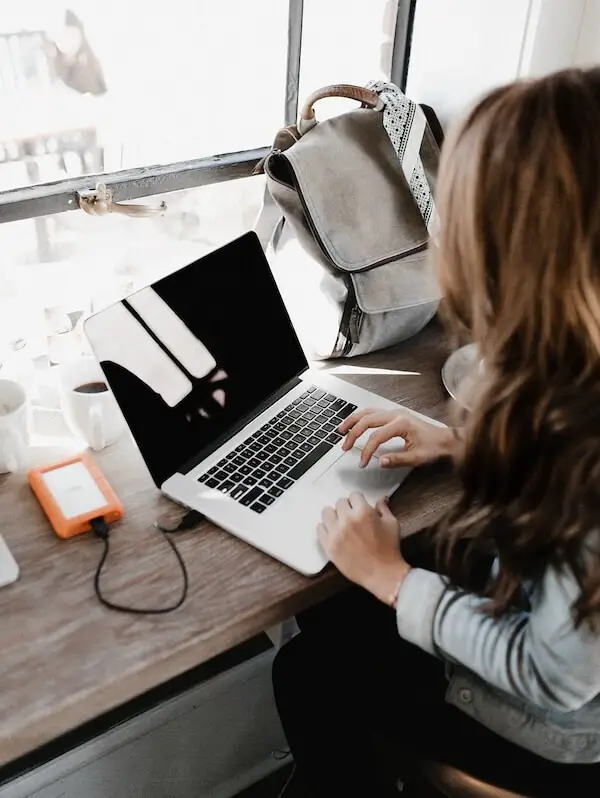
[77,183,167,218]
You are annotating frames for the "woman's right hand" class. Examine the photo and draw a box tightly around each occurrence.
[339,409,460,469]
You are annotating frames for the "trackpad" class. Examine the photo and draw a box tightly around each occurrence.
[313,448,408,503]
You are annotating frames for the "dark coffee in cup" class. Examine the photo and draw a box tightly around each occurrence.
[74,381,108,394]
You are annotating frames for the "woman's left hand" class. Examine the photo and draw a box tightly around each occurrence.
[317,493,411,605]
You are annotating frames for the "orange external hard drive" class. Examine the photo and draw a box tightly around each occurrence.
[28,453,124,539]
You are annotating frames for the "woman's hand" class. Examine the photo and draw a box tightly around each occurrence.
[339,408,459,469]
[317,493,410,604]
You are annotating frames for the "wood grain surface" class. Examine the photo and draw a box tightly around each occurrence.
[0,322,457,766]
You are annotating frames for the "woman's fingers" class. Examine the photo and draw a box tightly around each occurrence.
[316,522,329,551]
[358,419,409,467]
[379,451,421,468]
[340,411,392,452]
[348,491,368,511]
[321,505,337,529]
[338,408,374,435]
[375,496,395,521]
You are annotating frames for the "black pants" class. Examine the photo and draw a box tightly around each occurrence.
[272,531,600,797]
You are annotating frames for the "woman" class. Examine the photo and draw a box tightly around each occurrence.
[273,67,600,796]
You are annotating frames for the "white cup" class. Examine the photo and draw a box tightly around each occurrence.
[0,379,29,473]
[58,357,125,451]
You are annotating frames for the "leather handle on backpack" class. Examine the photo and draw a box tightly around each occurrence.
[299,84,383,128]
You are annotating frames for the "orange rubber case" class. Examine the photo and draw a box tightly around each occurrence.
[28,453,124,539]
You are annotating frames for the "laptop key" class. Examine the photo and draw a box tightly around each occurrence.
[273,422,286,433]
[326,433,342,445]
[219,481,234,494]
[305,386,317,393]
[198,473,209,483]
[206,478,219,489]
[288,441,333,481]
[304,398,316,407]
[307,435,321,447]
[312,389,326,400]
[240,464,252,475]
[256,451,269,462]
[231,472,243,483]
[240,487,263,506]
[322,408,336,419]
[322,421,336,432]
[290,449,303,461]
[269,487,283,498]
[275,463,288,475]
[262,495,275,506]
[292,434,305,445]
[324,393,337,403]
[254,468,267,480]
[247,457,261,469]
[265,443,277,454]
[259,477,274,489]
[245,475,259,486]
[281,430,293,441]
[248,442,261,453]
[269,453,283,465]
[215,470,229,481]
[251,503,267,514]
[223,462,237,474]
[307,421,320,432]
[207,465,220,476]
[278,477,294,490]
[232,456,245,467]
[284,456,296,467]
[230,484,248,500]
[300,441,313,453]
[337,403,357,420]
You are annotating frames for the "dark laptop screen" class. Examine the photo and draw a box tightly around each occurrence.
[85,232,308,486]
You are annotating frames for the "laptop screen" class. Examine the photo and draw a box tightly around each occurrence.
[85,232,308,486]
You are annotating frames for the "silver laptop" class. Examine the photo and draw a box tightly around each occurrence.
[84,232,437,575]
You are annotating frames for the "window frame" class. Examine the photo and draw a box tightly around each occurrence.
[0,0,416,224]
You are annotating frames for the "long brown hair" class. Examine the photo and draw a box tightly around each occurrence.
[433,68,600,625]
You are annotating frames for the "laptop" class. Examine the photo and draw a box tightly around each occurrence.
[84,231,438,575]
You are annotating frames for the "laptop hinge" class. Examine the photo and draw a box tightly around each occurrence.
[176,374,304,478]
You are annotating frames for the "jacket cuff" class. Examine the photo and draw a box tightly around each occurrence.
[395,568,448,655]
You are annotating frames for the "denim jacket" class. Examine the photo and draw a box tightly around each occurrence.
[395,551,600,763]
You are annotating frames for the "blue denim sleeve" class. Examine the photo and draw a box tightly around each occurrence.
[395,558,600,713]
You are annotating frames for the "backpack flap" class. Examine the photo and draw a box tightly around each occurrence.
[269,107,440,314]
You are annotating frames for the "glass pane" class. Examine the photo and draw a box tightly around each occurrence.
[0,1,288,191]
[299,0,397,120]
[0,176,265,377]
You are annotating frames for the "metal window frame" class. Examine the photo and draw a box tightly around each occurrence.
[0,0,415,224]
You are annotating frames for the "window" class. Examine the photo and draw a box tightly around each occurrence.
[0,1,415,373]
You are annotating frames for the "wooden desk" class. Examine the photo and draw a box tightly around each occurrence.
[0,323,457,768]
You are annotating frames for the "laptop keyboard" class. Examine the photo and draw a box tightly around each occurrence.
[197,386,357,514]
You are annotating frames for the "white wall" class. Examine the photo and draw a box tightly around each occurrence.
[406,0,594,127]
[573,0,600,67]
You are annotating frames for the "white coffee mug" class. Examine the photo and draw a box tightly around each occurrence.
[58,357,125,451]
[0,379,29,473]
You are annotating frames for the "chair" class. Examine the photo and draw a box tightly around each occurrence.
[413,760,544,797]
[396,756,598,797]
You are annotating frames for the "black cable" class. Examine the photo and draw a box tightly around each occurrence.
[91,515,193,615]
[153,509,205,534]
